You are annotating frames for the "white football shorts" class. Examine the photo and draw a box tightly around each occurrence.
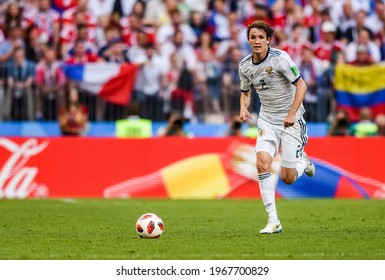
[255,117,308,168]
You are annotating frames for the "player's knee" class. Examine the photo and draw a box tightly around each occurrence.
[281,174,296,185]
[256,161,270,174]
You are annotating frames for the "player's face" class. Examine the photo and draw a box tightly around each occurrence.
[248,28,270,56]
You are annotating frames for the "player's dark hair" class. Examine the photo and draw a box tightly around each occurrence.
[246,21,275,40]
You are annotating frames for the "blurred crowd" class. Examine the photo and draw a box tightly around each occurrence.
[1,0,385,133]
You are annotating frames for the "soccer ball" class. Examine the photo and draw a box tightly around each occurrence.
[136,213,164,238]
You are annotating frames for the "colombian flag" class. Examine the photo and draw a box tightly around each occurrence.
[334,63,385,122]
[63,63,139,105]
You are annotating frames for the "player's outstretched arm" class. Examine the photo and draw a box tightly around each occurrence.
[240,91,252,123]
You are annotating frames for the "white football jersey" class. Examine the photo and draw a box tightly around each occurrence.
[239,47,305,125]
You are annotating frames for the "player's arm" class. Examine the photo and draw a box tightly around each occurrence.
[284,77,307,128]
[240,90,252,122]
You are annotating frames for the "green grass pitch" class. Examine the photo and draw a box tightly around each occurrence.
[0,199,384,260]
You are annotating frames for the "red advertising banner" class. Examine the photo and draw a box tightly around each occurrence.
[0,137,384,199]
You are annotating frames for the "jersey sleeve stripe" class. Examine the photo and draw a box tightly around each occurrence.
[291,76,301,84]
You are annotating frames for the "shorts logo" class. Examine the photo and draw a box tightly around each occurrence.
[265,66,273,74]
[258,128,265,137]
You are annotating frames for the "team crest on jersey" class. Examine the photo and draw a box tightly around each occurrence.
[265,66,273,74]
[258,128,265,137]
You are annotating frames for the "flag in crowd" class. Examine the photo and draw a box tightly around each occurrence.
[62,63,139,105]
[334,64,385,122]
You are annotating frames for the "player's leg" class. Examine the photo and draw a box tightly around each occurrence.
[255,122,282,234]
[280,117,315,184]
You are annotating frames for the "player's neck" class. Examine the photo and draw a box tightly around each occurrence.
[252,47,269,63]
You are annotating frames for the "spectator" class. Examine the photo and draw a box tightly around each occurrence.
[281,23,312,65]
[24,24,47,63]
[24,0,61,51]
[0,26,24,120]
[227,115,243,136]
[345,28,381,64]
[375,114,385,136]
[349,43,375,66]
[65,40,101,64]
[5,46,35,121]
[157,112,187,137]
[314,21,344,64]
[351,107,378,137]
[195,48,222,114]
[221,46,242,120]
[162,51,181,118]
[133,42,166,121]
[115,101,152,138]
[342,9,374,44]
[365,0,385,35]
[298,46,323,122]
[189,10,208,38]
[60,9,98,58]
[208,0,230,42]
[0,2,23,37]
[35,47,66,120]
[329,109,351,136]
[157,8,197,46]
[58,86,89,136]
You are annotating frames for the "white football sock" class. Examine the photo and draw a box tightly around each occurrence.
[258,172,278,222]
[296,157,307,180]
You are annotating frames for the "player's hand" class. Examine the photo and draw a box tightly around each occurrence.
[240,109,252,123]
[284,115,295,129]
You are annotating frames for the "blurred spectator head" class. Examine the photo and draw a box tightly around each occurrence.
[229,115,243,136]
[229,46,242,63]
[330,109,351,136]
[68,86,80,105]
[254,4,271,21]
[13,46,25,65]
[7,26,22,40]
[342,0,353,18]
[375,114,385,136]
[109,37,125,55]
[301,45,314,62]
[128,14,143,31]
[132,1,145,18]
[73,40,87,56]
[76,24,89,41]
[359,107,373,121]
[213,0,226,13]
[144,42,155,57]
[374,0,385,15]
[137,29,149,47]
[357,29,370,44]
[355,9,367,27]
[43,47,57,63]
[38,0,51,11]
[126,101,141,117]
[74,10,87,25]
[284,0,298,13]
[104,25,121,44]
[170,9,182,27]
[77,0,88,11]
[164,112,186,137]
[291,22,304,42]
[321,21,336,42]
[172,29,184,47]
[354,43,372,65]
[321,21,336,33]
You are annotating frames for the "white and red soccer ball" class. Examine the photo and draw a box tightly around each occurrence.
[136,213,164,238]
